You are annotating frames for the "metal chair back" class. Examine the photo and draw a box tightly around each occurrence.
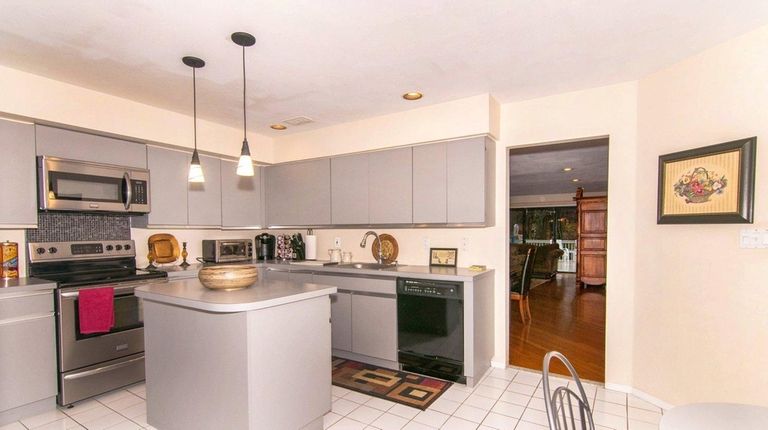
[542,351,595,430]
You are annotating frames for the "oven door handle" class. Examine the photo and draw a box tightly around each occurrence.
[62,355,145,381]
[60,284,141,299]
[123,172,132,211]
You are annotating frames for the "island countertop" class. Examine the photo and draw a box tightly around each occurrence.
[135,277,337,313]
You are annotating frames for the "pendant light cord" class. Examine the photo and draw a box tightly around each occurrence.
[193,67,198,151]
[242,45,247,141]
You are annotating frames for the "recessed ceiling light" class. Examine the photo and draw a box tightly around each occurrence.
[562,167,573,172]
[270,124,287,130]
[403,92,423,101]
[572,178,580,182]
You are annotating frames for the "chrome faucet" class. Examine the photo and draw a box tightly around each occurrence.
[360,231,384,264]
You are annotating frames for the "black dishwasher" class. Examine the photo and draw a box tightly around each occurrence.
[397,278,465,383]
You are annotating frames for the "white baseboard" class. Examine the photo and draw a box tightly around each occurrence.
[491,360,507,369]
[605,382,674,411]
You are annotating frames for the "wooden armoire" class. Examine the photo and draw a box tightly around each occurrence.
[574,188,607,287]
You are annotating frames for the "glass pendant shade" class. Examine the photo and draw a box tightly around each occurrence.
[183,56,206,183]
[188,150,205,183]
[237,139,254,176]
[233,32,257,176]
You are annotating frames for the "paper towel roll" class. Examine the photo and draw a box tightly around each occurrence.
[305,235,317,260]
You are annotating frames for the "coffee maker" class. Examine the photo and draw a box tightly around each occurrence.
[254,233,275,260]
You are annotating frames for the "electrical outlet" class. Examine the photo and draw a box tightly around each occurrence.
[422,237,430,251]
[461,237,469,252]
[334,237,342,248]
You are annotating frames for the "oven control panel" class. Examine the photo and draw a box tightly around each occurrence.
[29,240,136,262]
[396,278,463,299]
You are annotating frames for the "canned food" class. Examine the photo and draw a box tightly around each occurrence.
[1,241,19,279]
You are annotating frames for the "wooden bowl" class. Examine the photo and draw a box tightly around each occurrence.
[198,264,258,291]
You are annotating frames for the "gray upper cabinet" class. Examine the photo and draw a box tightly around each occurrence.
[0,119,37,226]
[266,159,331,227]
[446,136,492,224]
[146,146,189,226]
[412,143,447,224]
[35,125,147,168]
[221,160,263,228]
[331,153,369,225]
[188,155,221,227]
[368,147,412,224]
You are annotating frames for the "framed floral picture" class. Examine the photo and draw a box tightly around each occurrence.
[657,137,756,224]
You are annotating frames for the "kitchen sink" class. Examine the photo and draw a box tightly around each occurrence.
[336,262,397,270]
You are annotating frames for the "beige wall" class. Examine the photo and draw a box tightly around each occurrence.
[0,65,275,163]
[501,82,639,386]
[633,25,768,406]
[273,94,499,162]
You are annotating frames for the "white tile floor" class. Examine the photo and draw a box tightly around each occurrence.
[2,367,663,430]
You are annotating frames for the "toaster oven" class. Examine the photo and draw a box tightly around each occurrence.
[201,239,253,263]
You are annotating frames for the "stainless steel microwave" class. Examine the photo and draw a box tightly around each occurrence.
[38,156,150,213]
[201,239,254,263]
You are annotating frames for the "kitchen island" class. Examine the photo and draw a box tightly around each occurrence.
[135,277,337,430]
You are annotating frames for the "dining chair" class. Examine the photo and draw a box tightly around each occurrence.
[542,351,595,430]
[510,247,535,323]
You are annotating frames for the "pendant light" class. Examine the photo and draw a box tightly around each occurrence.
[232,32,256,177]
[183,56,206,183]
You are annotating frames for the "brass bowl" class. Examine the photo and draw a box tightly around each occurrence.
[198,264,258,291]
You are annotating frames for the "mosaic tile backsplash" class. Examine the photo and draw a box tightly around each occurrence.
[26,212,131,242]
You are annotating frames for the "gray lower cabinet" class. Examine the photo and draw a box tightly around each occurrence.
[368,147,413,224]
[0,291,57,419]
[0,119,37,226]
[315,274,397,362]
[351,293,397,362]
[330,291,352,351]
[188,155,221,227]
[146,146,189,226]
[331,153,369,225]
[35,125,147,168]
[266,159,331,227]
[221,161,263,228]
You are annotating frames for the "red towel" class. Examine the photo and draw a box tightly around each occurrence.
[78,287,115,334]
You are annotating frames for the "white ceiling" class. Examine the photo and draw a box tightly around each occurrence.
[509,138,609,196]
[2,1,768,135]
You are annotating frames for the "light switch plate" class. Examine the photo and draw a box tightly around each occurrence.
[334,237,342,248]
[740,228,768,249]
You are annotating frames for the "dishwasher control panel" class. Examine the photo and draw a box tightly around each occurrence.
[396,278,462,299]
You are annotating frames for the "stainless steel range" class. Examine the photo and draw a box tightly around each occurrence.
[28,240,167,406]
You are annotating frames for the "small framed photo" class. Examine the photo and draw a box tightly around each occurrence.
[657,137,756,224]
[429,248,457,267]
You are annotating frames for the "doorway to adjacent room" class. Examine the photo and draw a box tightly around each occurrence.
[507,137,608,382]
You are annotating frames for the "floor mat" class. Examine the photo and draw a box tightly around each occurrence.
[332,357,452,410]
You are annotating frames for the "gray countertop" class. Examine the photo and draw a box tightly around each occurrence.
[149,260,493,283]
[135,277,337,313]
[0,277,57,294]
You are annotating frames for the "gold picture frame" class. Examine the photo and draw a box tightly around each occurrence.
[657,137,756,224]
[429,248,457,267]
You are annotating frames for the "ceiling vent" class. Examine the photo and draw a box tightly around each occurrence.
[282,116,314,126]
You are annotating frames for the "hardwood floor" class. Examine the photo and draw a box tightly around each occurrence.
[509,273,606,382]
